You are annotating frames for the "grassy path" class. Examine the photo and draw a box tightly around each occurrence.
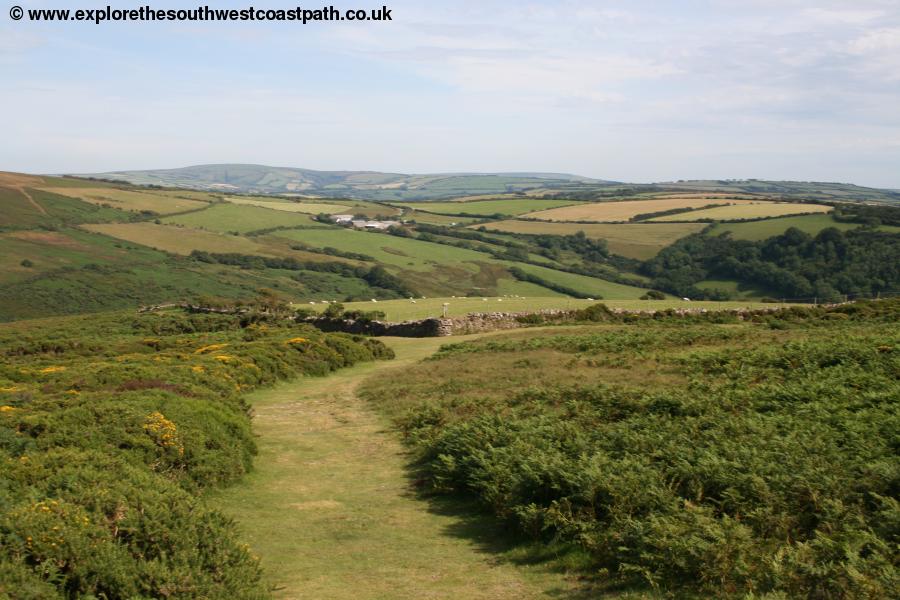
[210,335,582,599]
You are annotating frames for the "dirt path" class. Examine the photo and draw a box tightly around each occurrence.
[15,186,47,215]
[211,335,581,599]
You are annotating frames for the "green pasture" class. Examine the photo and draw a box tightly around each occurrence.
[709,213,900,241]
[163,202,319,233]
[476,220,706,259]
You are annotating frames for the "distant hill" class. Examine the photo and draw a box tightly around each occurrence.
[80,164,606,200]
[662,179,900,204]
[78,165,900,204]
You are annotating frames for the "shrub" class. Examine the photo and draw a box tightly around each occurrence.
[0,309,393,596]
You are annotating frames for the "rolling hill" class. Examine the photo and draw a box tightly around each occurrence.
[79,165,900,204]
[81,164,605,200]
[4,168,899,320]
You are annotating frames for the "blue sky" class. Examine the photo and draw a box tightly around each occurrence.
[2,0,900,187]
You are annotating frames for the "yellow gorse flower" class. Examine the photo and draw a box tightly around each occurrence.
[194,343,229,354]
[38,366,66,374]
[143,411,185,456]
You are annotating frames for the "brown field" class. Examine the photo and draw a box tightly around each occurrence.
[224,197,349,214]
[524,195,765,222]
[39,187,211,215]
[0,172,48,188]
[475,220,706,260]
[650,202,832,221]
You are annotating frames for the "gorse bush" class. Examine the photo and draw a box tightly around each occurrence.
[360,299,900,598]
[0,309,393,598]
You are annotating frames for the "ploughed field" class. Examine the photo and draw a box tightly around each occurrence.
[523,196,830,222]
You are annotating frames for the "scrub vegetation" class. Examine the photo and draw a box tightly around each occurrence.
[0,307,393,598]
[360,299,900,598]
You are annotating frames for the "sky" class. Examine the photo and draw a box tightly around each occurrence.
[2,0,900,187]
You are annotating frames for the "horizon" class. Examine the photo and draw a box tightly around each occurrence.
[3,1,900,188]
[35,163,900,191]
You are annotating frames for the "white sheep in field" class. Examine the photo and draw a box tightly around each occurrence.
[371,299,378,303]
[411,300,417,304]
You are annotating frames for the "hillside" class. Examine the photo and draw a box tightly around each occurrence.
[0,171,656,321]
[4,168,900,320]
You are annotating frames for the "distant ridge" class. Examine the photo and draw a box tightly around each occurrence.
[80,164,607,201]
[76,164,900,203]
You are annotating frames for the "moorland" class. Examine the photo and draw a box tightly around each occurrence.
[1,164,899,598]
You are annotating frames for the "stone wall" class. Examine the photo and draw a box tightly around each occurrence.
[305,309,569,337]
[437,310,568,335]
[304,317,445,337]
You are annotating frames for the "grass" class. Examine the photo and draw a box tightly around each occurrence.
[650,202,832,221]
[395,198,583,217]
[311,297,792,321]
[475,221,706,259]
[37,186,211,215]
[709,213,900,241]
[209,333,590,599]
[163,202,320,233]
[273,227,652,298]
[525,196,764,222]
[275,227,491,271]
[224,196,350,214]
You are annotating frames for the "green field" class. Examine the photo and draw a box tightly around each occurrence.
[163,202,320,233]
[274,227,650,298]
[396,198,583,217]
[650,202,832,221]
[476,220,706,259]
[710,213,900,241]
[274,227,488,271]
[512,262,648,299]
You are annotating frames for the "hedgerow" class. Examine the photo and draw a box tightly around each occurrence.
[0,309,393,598]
